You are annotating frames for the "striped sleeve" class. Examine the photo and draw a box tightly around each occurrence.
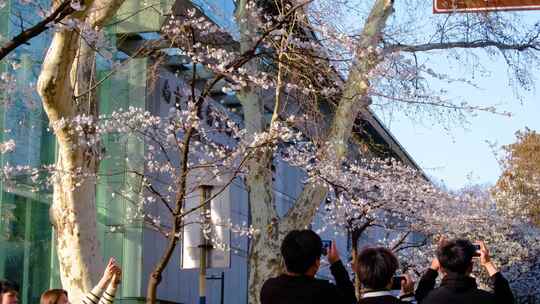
[82,285,105,304]
[98,283,118,304]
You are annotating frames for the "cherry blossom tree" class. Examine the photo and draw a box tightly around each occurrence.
[2,1,540,304]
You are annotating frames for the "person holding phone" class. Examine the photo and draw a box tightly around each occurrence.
[40,258,122,304]
[260,229,356,304]
[415,239,514,304]
[355,247,415,303]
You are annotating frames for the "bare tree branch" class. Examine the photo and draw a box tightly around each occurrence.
[386,40,540,53]
[0,0,75,60]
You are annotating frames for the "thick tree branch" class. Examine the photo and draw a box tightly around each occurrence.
[283,0,394,228]
[387,40,540,53]
[0,0,75,61]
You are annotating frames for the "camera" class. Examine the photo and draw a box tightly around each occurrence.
[391,276,405,290]
[321,240,332,256]
[473,244,481,257]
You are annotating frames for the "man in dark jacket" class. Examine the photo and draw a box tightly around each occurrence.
[356,247,415,304]
[415,239,514,304]
[260,229,356,304]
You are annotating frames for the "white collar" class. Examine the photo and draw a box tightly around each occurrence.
[361,290,395,298]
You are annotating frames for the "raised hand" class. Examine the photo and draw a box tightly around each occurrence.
[477,240,498,276]
[401,273,415,295]
[327,241,341,264]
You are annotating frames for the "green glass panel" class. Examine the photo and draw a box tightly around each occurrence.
[112,0,175,34]
[0,193,52,304]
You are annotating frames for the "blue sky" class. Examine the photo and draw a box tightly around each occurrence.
[378,55,540,190]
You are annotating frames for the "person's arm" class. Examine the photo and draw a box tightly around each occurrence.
[329,261,356,304]
[415,259,440,303]
[82,258,119,304]
[327,242,357,304]
[398,274,416,303]
[491,271,515,304]
[477,241,514,304]
[98,266,121,304]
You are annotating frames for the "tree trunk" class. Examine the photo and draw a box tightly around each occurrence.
[51,143,101,302]
[37,1,125,301]
[247,231,282,304]
[237,85,280,304]
[38,24,101,302]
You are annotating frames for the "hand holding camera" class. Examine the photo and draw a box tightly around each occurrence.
[390,274,414,294]
[322,240,341,264]
[475,241,498,276]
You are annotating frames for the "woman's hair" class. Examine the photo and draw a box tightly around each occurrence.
[356,247,399,290]
[40,289,68,304]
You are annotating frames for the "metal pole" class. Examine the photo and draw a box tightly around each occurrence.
[220,272,225,304]
[199,186,212,304]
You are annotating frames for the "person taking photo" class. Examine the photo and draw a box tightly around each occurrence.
[415,239,514,304]
[260,229,356,304]
[355,247,415,303]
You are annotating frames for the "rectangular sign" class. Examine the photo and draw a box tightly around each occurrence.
[434,0,540,13]
[181,187,231,269]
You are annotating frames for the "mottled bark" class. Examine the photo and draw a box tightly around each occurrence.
[237,80,280,304]
[36,1,125,302]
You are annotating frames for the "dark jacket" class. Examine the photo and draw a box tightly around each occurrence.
[415,269,515,304]
[358,290,415,304]
[260,260,356,304]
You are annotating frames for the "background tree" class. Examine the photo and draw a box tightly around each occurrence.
[493,129,540,225]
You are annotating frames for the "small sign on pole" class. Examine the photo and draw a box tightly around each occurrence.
[434,0,540,13]
[181,186,231,270]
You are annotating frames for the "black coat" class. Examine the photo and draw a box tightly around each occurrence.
[260,260,357,304]
[415,269,515,304]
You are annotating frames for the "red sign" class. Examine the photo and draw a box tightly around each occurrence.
[434,0,540,13]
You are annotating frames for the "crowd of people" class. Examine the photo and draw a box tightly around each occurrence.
[261,230,515,304]
[0,230,515,304]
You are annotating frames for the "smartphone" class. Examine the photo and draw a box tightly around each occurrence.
[321,240,332,256]
[391,276,405,290]
[473,244,481,257]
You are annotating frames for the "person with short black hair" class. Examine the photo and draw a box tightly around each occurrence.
[415,239,514,304]
[0,280,19,304]
[356,247,415,303]
[260,229,356,304]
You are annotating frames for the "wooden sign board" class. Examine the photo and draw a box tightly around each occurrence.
[434,0,540,13]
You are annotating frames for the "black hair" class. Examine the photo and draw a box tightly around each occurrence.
[437,239,476,274]
[0,280,19,294]
[356,247,399,290]
[281,230,323,274]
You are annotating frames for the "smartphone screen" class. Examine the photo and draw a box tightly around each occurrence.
[473,244,481,257]
[321,240,332,256]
